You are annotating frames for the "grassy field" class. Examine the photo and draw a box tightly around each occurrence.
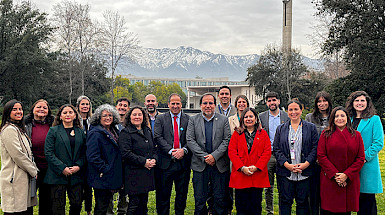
[0,149,384,214]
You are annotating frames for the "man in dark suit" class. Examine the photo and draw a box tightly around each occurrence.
[259,92,289,215]
[187,93,231,215]
[154,93,191,215]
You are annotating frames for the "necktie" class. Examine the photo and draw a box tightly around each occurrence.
[173,116,180,149]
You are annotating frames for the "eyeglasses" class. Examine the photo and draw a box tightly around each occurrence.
[202,102,214,105]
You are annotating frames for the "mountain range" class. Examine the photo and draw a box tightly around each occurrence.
[114,46,324,81]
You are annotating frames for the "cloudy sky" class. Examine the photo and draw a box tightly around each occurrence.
[28,0,320,57]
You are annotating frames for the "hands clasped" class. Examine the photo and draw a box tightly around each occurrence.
[242,165,259,176]
[62,166,80,176]
[172,148,185,160]
[335,173,348,187]
[145,159,156,170]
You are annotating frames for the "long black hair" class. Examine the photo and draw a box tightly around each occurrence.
[323,106,355,138]
[0,99,26,133]
[311,91,333,124]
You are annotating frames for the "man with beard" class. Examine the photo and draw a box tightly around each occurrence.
[106,97,131,215]
[145,94,160,135]
[259,92,289,215]
[115,97,130,131]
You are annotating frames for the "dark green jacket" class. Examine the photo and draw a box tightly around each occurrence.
[44,124,86,186]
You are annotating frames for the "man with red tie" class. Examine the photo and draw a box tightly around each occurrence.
[154,93,191,215]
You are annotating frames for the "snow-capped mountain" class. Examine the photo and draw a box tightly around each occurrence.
[115,46,324,81]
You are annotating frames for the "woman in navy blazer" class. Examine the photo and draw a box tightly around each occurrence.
[86,104,122,215]
[44,104,86,215]
[273,99,319,215]
[346,91,384,215]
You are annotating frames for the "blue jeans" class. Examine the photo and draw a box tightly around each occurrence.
[192,166,229,215]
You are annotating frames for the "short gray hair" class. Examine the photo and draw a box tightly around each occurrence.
[90,104,120,126]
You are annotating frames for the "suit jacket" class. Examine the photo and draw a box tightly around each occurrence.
[354,115,384,193]
[154,111,191,170]
[119,125,158,195]
[186,113,231,173]
[86,125,122,190]
[215,104,237,117]
[228,129,271,189]
[318,128,364,212]
[259,110,289,135]
[44,124,86,185]
[273,120,319,177]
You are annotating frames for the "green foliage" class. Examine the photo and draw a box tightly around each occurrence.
[246,44,327,109]
[315,0,385,124]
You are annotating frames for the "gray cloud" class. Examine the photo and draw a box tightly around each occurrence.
[30,0,319,56]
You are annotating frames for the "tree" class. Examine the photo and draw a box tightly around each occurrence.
[246,44,309,105]
[0,0,54,105]
[314,0,385,119]
[100,10,140,104]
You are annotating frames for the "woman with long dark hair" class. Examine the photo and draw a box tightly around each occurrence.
[44,104,86,215]
[228,108,271,215]
[228,95,250,133]
[24,99,55,215]
[119,106,157,214]
[345,91,384,215]
[318,106,365,214]
[273,99,319,215]
[0,100,38,215]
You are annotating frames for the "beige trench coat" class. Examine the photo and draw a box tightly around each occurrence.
[0,124,38,212]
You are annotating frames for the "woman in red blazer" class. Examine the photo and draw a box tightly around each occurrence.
[318,106,365,214]
[228,108,271,215]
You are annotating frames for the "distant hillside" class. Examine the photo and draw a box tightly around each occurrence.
[114,46,324,81]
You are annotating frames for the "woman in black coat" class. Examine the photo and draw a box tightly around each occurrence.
[119,106,157,215]
[86,104,122,215]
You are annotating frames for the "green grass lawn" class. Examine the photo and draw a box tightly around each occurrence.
[0,150,384,214]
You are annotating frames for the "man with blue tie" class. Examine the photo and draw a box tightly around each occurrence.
[154,93,191,215]
[187,93,231,215]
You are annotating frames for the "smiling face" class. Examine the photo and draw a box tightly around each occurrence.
[168,95,182,115]
[10,103,23,122]
[33,101,49,120]
[60,107,76,125]
[243,110,256,129]
[144,94,158,113]
[266,97,280,112]
[100,110,113,129]
[218,88,231,106]
[130,108,143,129]
[236,98,248,113]
[288,102,302,122]
[334,110,347,130]
[317,96,329,112]
[200,95,216,118]
[79,99,90,114]
[116,101,129,116]
[353,95,367,114]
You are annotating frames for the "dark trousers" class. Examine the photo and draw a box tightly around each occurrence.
[94,189,114,215]
[235,188,263,215]
[264,155,276,215]
[83,183,93,212]
[36,168,52,215]
[4,207,33,215]
[51,183,82,215]
[277,176,310,215]
[309,164,321,215]
[127,193,149,215]
[156,161,191,215]
[358,193,377,215]
[192,166,229,215]
[321,209,351,215]
[107,190,128,215]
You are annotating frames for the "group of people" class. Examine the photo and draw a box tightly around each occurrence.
[0,86,383,215]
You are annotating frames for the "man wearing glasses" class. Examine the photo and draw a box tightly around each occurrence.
[259,92,289,215]
[187,93,231,215]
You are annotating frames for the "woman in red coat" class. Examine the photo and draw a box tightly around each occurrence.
[228,108,271,215]
[318,106,365,214]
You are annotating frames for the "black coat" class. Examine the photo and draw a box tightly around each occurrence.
[119,125,158,195]
[86,125,122,190]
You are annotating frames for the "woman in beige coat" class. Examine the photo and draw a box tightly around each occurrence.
[228,95,250,133]
[0,100,38,215]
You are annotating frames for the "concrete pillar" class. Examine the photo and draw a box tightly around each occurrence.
[282,0,292,55]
